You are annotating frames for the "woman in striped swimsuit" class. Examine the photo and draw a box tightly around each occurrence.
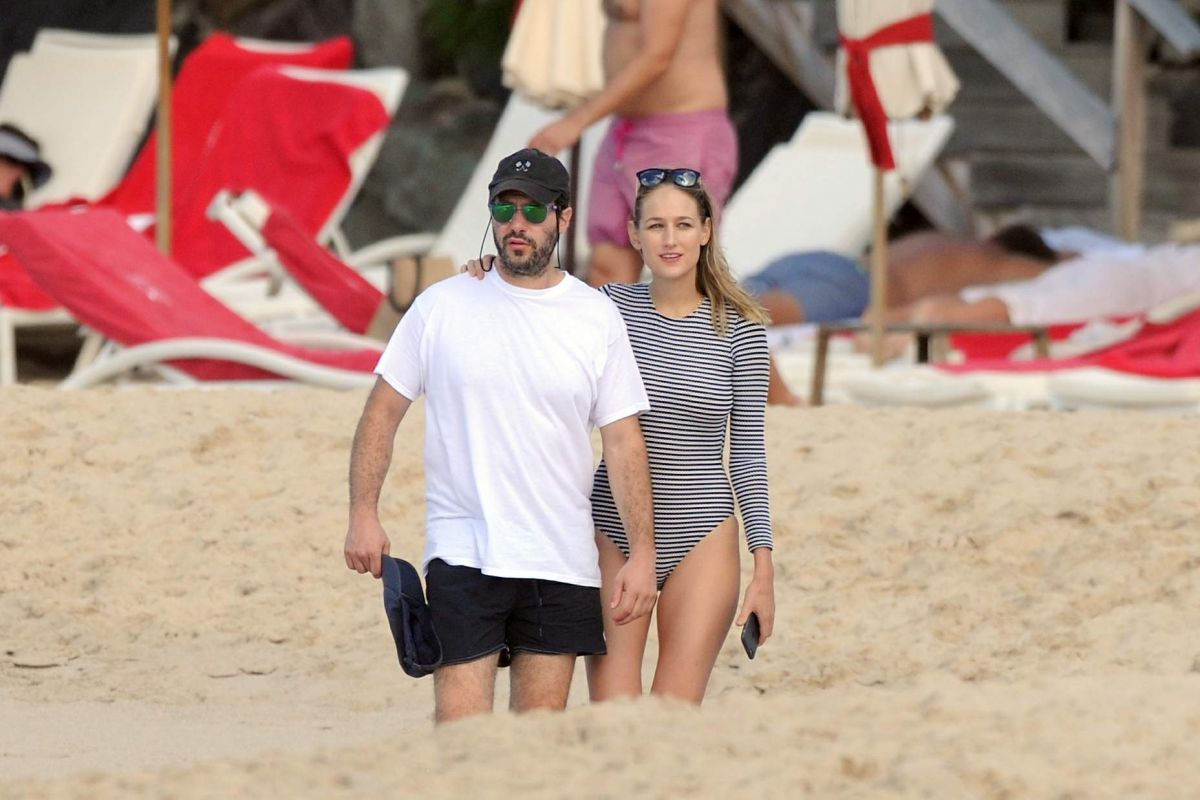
[463,168,774,704]
[586,168,774,703]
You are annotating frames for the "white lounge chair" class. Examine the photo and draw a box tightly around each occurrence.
[721,111,955,280]
[0,45,159,206]
[0,56,406,385]
[0,208,380,390]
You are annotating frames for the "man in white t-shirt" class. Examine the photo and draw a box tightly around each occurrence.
[344,148,657,724]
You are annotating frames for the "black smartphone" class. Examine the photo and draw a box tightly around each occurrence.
[741,612,761,659]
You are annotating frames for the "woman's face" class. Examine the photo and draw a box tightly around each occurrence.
[628,185,711,282]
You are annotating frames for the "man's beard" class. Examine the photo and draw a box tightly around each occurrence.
[495,229,556,277]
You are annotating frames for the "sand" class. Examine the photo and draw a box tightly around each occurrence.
[2,386,1199,798]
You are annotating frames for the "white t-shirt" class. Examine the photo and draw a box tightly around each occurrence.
[1038,225,1144,259]
[375,269,649,587]
[961,244,1200,325]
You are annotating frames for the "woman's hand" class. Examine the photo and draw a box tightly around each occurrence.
[459,255,495,280]
[735,549,775,647]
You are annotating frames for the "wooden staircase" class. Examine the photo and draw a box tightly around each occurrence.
[723,0,1200,241]
[937,0,1200,239]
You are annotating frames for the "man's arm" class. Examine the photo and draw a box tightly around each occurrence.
[598,414,657,624]
[345,377,413,579]
[529,0,692,153]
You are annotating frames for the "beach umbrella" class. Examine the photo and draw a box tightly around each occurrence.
[156,0,173,255]
[500,0,605,272]
[502,0,605,111]
[835,0,959,365]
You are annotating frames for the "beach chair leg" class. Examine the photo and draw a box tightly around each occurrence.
[74,331,105,372]
[1033,328,1050,359]
[916,331,931,364]
[810,327,831,406]
[0,311,14,386]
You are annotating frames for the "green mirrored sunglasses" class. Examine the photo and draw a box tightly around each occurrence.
[489,201,553,224]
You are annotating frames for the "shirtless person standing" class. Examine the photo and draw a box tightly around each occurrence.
[529,0,735,288]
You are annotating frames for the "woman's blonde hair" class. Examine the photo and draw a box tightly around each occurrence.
[632,178,768,336]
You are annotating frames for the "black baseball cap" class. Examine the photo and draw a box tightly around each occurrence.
[487,148,570,208]
[381,555,442,678]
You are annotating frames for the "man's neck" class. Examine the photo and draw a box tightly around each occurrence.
[496,263,565,290]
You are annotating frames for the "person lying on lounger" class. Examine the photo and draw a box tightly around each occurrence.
[892,239,1200,328]
[760,228,1199,394]
[747,225,1076,404]
[0,123,52,211]
[742,225,1075,327]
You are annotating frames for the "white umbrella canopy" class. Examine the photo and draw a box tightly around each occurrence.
[499,0,606,274]
[833,0,960,365]
[501,0,605,111]
[834,0,959,125]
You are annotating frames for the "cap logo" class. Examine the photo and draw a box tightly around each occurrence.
[515,160,532,173]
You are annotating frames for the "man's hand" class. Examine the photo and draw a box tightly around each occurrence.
[529,117,583,155]
[344,512,391,579]
[609,550,656,624]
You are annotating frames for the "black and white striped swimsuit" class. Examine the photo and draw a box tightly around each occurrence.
[591,283,773,588]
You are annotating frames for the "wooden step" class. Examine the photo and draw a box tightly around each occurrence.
[966,150,1200,212]
[946,95,1174,154]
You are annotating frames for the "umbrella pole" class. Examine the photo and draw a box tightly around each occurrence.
[155,0,173,256]
[566,142,581,275]
[869,166,888,367]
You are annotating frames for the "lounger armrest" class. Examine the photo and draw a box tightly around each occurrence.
[1147,288,1200,324]
[343,232,438,268]
[61,338,376,390]
[201,254,279,287]
[273,330,385,352]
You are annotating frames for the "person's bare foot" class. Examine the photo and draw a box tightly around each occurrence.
[853,330,911,361]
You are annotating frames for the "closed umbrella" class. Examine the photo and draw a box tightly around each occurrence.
[500,0,605,272]
[502,0,605,110]
[156,0,173,255]
[835,0,959,364]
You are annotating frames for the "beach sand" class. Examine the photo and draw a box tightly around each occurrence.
[2,387,1199,798]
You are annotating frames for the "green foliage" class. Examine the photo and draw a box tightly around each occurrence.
[422,0,517,77]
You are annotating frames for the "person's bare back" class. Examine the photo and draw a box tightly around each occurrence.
[529,0,737,287]
[601,0,727,117]
[886,232,1053,307]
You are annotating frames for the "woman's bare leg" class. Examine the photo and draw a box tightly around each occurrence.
[586,530,654,701]
[650,517,740,704]
[767,354,803,406]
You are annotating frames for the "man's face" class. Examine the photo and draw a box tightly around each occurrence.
[490,191,568,278]
[0,158,26,201]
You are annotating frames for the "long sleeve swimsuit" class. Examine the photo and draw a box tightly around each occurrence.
[590,283,773,588]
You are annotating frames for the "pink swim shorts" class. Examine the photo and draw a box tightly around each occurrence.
[586,109,738,248]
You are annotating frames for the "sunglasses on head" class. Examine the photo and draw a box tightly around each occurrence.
[636,168,701,188]
[489,201,554,225]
